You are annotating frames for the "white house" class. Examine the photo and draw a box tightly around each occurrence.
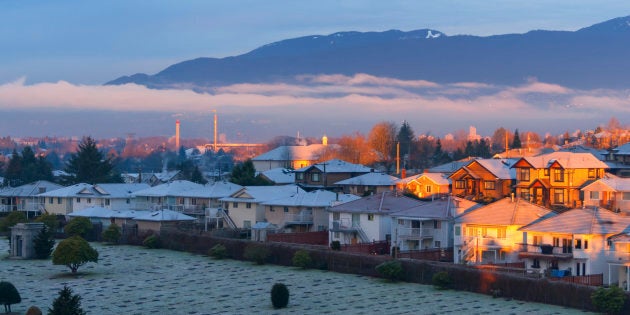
[334,172,398,196]
[0,180,63,215]
[581,174,630,214]
[132,180,205,211]
[38,183,150,215]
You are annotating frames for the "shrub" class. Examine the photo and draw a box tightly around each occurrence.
[63,217,93,238]
[0,281,21,313]
[52,236,99,274]
[244,244,270,265]
[432,271,452,290]
[35,213,59,232]
[330,241,341,250]
[48,285,86,315]
[209,244,227,259]
[591,286,627,315]
[33,224,56,259]
[292,250,312,269]
[25,305,42,315]
[143,235,161,249]
[270,283,289,309]
[0,211,27,232]
[375,260,403,282]
[102,224,122,244]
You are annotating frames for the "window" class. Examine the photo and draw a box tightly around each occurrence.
[425,185,431,193]
[57,197,62,204]
[518,168,530,181]
[191,198,197,205]
[246,202,252,209]
[544,169,550,176]
[233,202,238,208]
[553,237,560,247]
[532,259,541,269]
[433,220,441,229]
[434,241,441,248]
[575,239,582,249]
[554,189,564,204]
[589,191,600,200]
[455,180,465,189]
[296,173,304,180]
[497,228,506,239]
[49,197,53,204]
[484,181,496,190]
[311,173,320,182]
[520,191,530,200]
[368,214,374,221]
[588,168,596,179]
[243,220,251,229]
[455,226,461,236]
[553,169,564,182]
[533,235,542,245]
[283,206,289,213]
[87,198,91,204]
[398,219,404,225]
[126,199,130,204]
[584,240,588,249]
[76,198,81,203]
[105,199,110,206]
[623,192,630,201]
[269,206,274,212]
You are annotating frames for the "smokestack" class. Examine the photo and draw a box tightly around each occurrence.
[213,110,218,152]
[175,120,180,150]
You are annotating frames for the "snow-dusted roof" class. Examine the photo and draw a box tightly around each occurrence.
[392,196,481,220]
[456,198,554,226]
[177,181,243,198]
[295,159,373,173]
[474,159,516,179]
[329,191,423,214]
[519,207,630,235]
[515,152,609,169]
[37,183,149,198]
[581,174,630,192]
[68,206,115,219]
[260,168,295,184]
[334,172,398,186]
[220,185,304,203]
[37,183,92,197]
[397,172,450,186]
[262,189,360,207]
[428,159,476,174]
[133,180,204,197]
[0,180,63,197]
[613,142,630,155]
[252,144,333,161]
[151,170,181,182]
[132,209,196,222]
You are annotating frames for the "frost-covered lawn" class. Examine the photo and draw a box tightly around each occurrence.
[0,241,593,314]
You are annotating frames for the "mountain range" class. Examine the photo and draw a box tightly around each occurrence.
[107,16,630,90]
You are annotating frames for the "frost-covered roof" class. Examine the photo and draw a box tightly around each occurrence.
[334,172,398,186]
[392,196,481,220]
[397,172,450,186]
[613,142,630,155]
[428,159,476,174]
[252,144,334,161]
[37,183,92,197]
[133,180,204,197]
[581,174,630,192]
[176,181,243,198]
[295,159,373,173]
[262,189,360,207]
[220,185,304,203]
[519,207,630,235]
[515,152,609,169]
[474,159,516,179]
[37,183,149,198]
[329,191,423,214]
[68,206,116,219]
[260,168,295,184]
[456,198,554,226]
[132,209,196,222]
[0,180,63,197]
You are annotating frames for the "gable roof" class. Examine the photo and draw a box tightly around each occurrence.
[513,152,609,169]
[519,207,630,235]
[474,159,516,179]
[581,174,630,192]
[612,142,630,155]
[398,172,450,186]
[392,196,481,220]
[428,159,477,174]
[132,180,204,197]
[259,168,295,184]
[0,180,63,197]
[220,185,304,203]
[334,172,398,186]
[455,198,554,226]
[37,183,92,197]
[262,189,360,207]
[294,159,373,174]
[329,191,423,214]
[176,181,243,199]
[38,183,150,198]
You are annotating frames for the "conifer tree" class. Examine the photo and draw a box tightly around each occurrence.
[65,137,122,184]
[48,286,86,315]
[512,129,522,149]
[33,225,55,259]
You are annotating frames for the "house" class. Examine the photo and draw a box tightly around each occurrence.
[175,181,243,217]
[251,142,335,172]
[38,183,150,215]
[262,189,360,233]
[448,158,515,203]
[606,232,630,291]
[334,172,398,196]
[294,159,373,191]
[604,142,630,177]
[453,197,555,264]
[122,209,196,233]
[518,207,630,286]
[148,170,184,186]
[397,172,450,200]
[258,168,295,185]
[220,185,305,229]
[391,196,480,252]
[581,174,630,214]
[328,191,423,245]
[0,180,63,215]
[132,180,205,211]
[512,152,609,210]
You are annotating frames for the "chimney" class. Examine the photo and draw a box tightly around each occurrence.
[401,169,407,179]
[175,120,180,150]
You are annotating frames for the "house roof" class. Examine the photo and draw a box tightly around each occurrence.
[0,180,63,197]
[334,172,398,186]
[37,183,149,198]
[133,180,204,197]
[259,168,295,184]
[177,181,243,198]
[262,189,360,207]
[329,191,424,214]
[455,198,555,226]
[68,206,116,219]
[252,144,334,161]
[294,159,373,174]
[513,152,609,169]
[427,158,477,174]
[150,170,181,183]
[67,206,194,221]
[519,207,630,235]
[398,172,450,186]
[391,196,481,220]
[131,209,196,222]
[613,142,630,155]
[37,183,92,197]
[581,174,630,192]
[474,159,516,179]
[220,185,304,203]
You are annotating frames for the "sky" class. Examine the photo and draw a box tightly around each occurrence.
[0,1,629,141]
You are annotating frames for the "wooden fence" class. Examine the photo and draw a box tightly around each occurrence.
[397,248,453,262]
[267,231,328,245]
[550,274,603,287]
[341,240,390,255]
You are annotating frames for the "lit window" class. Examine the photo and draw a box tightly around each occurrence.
[518,168,530,181]
[484,181,496,190]
[588,168,596,179]
[455,180,465,189]
[553,169,564,182]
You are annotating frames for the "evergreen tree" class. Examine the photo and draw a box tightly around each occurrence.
[33,225,55,259]
[65,137,122,184]
[512,129,522,149]
[190,166,207,184]
[4,149,22,186]
[0,281,21,313]
[396,121,416,168]
[230,159,269,186]
[48,285,86,315]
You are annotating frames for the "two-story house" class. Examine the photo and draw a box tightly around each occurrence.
[328,191,423,245]
[39,183,150,215]
[132,180,205,211]
[397,172,450,200]
[518,207,630,285]
[294,159,373,191]
[0,180,62,216]
[581,174,630,214]
[252,141,336,172]
[512,152,609,210]
[334,172,398,197]
[453,197,555,264]
[262,189,360,233]
[449,158,515,203]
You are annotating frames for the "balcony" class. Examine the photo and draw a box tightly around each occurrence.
[0,202,44,212]
[397,227,434,240]
[518,244,573,260]
[284,212,313,225]
[330,219,359,232]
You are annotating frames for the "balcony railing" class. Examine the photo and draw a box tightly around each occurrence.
[0,202,44,212]
[397,227,434,239]
[518,243,574,258]
[284,212,313,224]
[331,219,358,231]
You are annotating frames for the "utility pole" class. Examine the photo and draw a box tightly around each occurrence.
[396,142,400,175]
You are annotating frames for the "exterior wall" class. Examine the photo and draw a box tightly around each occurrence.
[403,177,449,199]
[137,221,162,233]
[582,186,630,213]
[453,223,522,264]
[343,184,394,197]
[224,201,264,229]
[44,196,72,215]
[328,212,389,245]
[450,162,513,201]
[253,160,286,172]
[391,218,451,251]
